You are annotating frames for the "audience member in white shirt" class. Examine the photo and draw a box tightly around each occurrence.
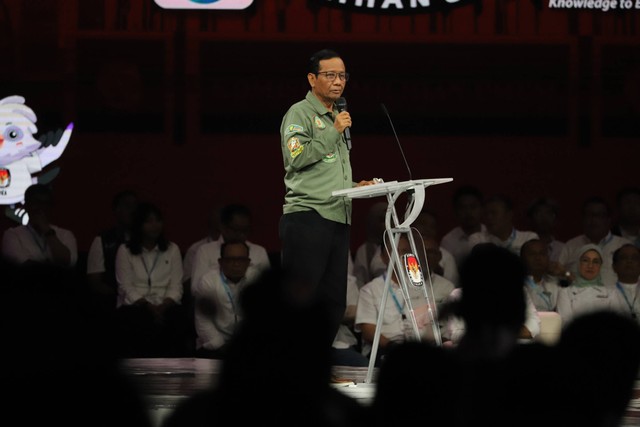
[558,196,632,288]
[468,194,538,256]
[412,208,459,286]
[440,243,540,358]
[193,241,261,359]
[191,203,271,295]
[612,187,640,247]
[353,201,388,288]
[557,243,615,326]
[441,184,486,267]
[610,244,640,322]
[521,238,563,312]
[2,183,77,269]
[114,202,187,357]
[526,197,565,265]
[356,234,441,366]
[182,202,222,287]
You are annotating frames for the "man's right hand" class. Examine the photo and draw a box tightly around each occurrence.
[334,111,352,134]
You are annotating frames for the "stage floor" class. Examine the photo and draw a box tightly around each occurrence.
[121,358,375,426]
[120,358,640,427]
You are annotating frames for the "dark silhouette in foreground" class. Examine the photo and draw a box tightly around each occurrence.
[163,266,368,427]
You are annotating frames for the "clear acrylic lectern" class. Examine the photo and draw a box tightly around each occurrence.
[332,178,453,384]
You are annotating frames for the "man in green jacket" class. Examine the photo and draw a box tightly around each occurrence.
[279,48,375,349]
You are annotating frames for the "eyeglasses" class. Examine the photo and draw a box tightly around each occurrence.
[580,257,602,266]
[316,71,349,82]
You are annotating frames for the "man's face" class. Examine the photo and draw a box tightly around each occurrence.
[618,193,640,225]
[521,240,549,276]
[382,236,411,265]
[484,201,511,236]
[221,214,250,244]
[413,212,438,240]
[422,237,442,272]
[308,57,347,106]
[219,243,251,283]
[530,204,556,234]
[455,195,483,229]
[583,203,610,242]
[613,246,640,283]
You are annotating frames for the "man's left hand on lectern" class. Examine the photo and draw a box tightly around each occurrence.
[355,179,379,187]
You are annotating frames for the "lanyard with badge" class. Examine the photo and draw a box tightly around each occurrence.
[526,276,553,311]
[386,273,412,339]
[141,250,161,286]
[616,282,638,319]
[220,271,239,325]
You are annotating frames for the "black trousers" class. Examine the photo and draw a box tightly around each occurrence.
[279,210,349,347]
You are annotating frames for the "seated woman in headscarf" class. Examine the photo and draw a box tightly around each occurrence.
[556,243,615,326]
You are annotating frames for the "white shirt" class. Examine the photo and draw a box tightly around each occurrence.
[443,287,541,344]
[556,284,614,325]
[356,276,407,355]
[115,242,183,307]
[86,230,131,275]
[193,267,260,350]
[525,275,562,312]
[182,236,215,283]
[617,226,640,247]
[353,242,386,288]
[441,224,487,267]
[547,238,565,264]
[558,232,632,287]
[468,228,539,256]
[439,247,459,286]
[86,235,106,274]
[610,280,640,323]
[191,237,271,292]
[1,224,78,267]
[426,273,456,312]
[356,273,447,355]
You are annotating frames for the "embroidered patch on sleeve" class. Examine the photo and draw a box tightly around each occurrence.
[287,137,303,158]
[285,124,304,135]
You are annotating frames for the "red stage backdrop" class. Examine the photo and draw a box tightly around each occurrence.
[1,0,638,258]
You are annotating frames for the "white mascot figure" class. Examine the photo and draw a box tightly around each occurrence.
[0,95,73,224]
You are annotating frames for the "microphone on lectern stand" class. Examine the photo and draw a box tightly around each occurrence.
[381,103,412,182]
[336,97,352,150]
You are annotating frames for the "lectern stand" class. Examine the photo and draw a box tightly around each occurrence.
[332,178,453,384]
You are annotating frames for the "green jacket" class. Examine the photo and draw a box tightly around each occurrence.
[280,91,354,224]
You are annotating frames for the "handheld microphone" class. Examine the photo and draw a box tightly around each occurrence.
[381,103,412,181]
[336,97,352,150]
